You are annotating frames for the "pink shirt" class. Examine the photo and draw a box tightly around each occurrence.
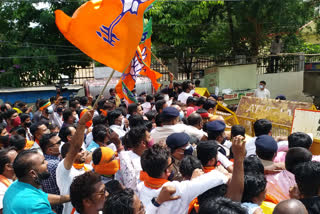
[266,170,296,202]
[274,151,320,163]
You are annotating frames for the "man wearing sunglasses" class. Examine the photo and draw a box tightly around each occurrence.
[40,133,63,214]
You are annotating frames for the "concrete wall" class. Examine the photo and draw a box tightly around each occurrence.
[257,71,312,102]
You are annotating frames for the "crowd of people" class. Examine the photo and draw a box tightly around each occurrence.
[0,78,318,214]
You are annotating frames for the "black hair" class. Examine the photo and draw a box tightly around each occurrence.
[107,110,122,126]
[154,93,164,102]
[128,114,144,128]
[260,81,266,85]
[69,100,80,109]
[39,133,58,153]
[127,126,147,149]
[254,119,272,136]
[92,147,102,165]
[231,125,245,138]
[13,149,39,179]
[187,113,202,126]
[61,142,70,158]
[92,115,107,127]
[146,94,154,102]
[196,185,228,211]
[294,161,320,198]
[155,100,166,112]
[256,148,275,161]
[70,171,102,213]
[128,103,138,115]
[141,144,170,178]
[195,79,200,87]
[186,97,195,106]
[115,107,127,117]
[105,180,123,194]
[59,125,74,143]
[19,113,30,123]
[197,141,219,166]
[10,126,26,136]
[285,147,312,173]
[288,132,312,149]
[243,155,264,175]
[145,110,157,121]
[80,96,88,106]
[196,97,206,107]
[179,155,202,180]
[241,173,267,203]
[199,197,247,214]
[155,113,162,127]
[29,122,46,137]
[103,188,135,214]
[9,135,26,151]
[109,88,115,94]
[38,99,49,109]
[207,130,223,141]
[203,100,217,111]
[48,124,59,132]
[4,109,17,120]
[0,104,9,112]
[62,109,73,122]
[92,124,107,143]
[0,147,16,174]
[182,81,191,92]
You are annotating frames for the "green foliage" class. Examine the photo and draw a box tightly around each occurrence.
[0,1,91,87]
[149,0,316,70]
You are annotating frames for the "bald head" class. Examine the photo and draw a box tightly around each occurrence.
[273,199,307,214]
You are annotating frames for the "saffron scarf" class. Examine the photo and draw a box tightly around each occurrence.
[203,166,215,174]
[139,171,169,190]
[73,163,89,171]
[0,175,11,187]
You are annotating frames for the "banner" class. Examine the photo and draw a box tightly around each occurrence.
[236,96,314,127]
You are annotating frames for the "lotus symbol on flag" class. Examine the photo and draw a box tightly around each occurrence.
[96,0,149,46]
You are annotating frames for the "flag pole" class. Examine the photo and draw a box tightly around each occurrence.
[93,69,116,110]
[145,46,174,80]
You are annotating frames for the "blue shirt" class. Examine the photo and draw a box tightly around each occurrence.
[3,180,53,214]
[86,140,99,152]
[42,154,63,214]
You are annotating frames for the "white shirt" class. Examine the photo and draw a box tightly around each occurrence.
[115,151,142,192]
[137,170,228,214]
[51,112,63,128]
[151,124,204,144]
[177,92,193,104]
[0,178,12,209]
[109,125,126,138]
[189,126,208,137]
[142,102,152,114]
[56,159,92,214]
[254,88,270,99]
[245,136,257,157]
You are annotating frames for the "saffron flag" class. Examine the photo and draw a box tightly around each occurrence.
[55,0,155,72]
[117,80,138,104]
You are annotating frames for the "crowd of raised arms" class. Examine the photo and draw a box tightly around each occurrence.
[0,78,317,214]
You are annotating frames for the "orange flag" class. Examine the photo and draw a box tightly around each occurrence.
[55,0,155,72]
[137,46,162,91]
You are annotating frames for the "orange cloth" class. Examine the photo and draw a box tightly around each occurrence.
[100,109,107,117]
[265,193,279,204]
[92,147,119,176]
[79,109,92,128]
[139,171,169,190]
[39,101,51,111]
[24,140,35,150]
[188,198,199,214]
[203,166,215,174]
[137,44,162,91]
[0,175,11,187]
[73,163,89,171]
[55,0,155,72]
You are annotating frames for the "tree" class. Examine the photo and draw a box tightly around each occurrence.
[148,1,224,79]
[0,1,91,87]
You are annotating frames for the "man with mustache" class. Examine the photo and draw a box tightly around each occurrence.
[3,149,69,213]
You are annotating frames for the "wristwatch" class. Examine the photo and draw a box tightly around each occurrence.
[151,197,161,207]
